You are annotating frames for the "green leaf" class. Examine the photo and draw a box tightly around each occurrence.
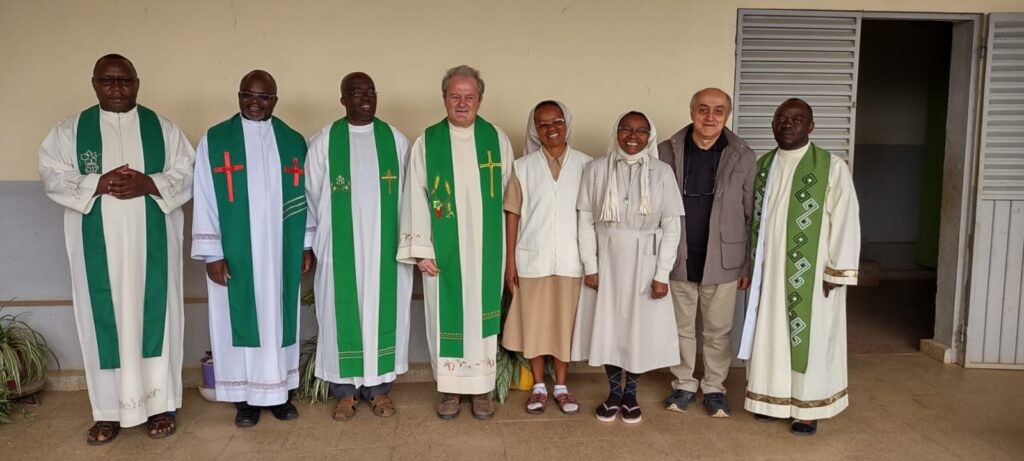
[296,336,330,405]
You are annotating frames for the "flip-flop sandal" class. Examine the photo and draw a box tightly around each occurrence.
[86,421,120,446]
[595,402,620,422]
[147,413,177,439]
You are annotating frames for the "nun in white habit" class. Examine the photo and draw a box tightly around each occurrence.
[572,111,684,423]
[502,100,590,415]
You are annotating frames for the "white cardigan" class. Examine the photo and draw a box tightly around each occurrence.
[513,148,591,278]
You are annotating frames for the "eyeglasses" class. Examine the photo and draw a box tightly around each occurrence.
[94,77,136,87]
[682,148,720,198]
[238,91,277,101]
[345,89,379,99]
[536,118,566,130]
[617,127,651,136]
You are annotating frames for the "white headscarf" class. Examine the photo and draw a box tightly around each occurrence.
[599,111,658,222]
[523,100,573,157]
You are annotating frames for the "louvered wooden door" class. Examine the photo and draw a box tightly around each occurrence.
[965,13,1024,369]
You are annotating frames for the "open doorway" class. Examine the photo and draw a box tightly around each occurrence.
[849,20,952,354]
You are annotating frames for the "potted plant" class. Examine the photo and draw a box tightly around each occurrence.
[1,308,56,395]
[0,305,58,419]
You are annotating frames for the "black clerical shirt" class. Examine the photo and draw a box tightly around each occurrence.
[683,126,729,283]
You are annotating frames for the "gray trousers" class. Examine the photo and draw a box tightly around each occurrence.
[329,382,393,400]
[668,280,737,394]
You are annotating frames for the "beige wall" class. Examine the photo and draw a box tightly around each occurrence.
[2,0,1023,181]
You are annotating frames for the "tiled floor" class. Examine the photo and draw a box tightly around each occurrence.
[847,279,936,355]
[2,353,1023,460]
[5,279,1023,460]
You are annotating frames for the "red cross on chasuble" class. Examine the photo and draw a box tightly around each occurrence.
[214,151,244,202]
[284,157,304,186]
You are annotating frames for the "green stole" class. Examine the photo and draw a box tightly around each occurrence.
[423,117,503,358]
[76,104,168,370]
[327,118,401,377]
[751,143,831,373]
[206,114,307,348]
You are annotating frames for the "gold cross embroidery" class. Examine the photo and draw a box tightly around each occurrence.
[478,150,501,198]
[381,169,398,194]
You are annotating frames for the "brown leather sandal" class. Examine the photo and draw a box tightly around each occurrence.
[147,412,176,439]
[554,392,581,414]
[333,396,358,421]
[525,392,547,414]
[369,394,396,417]
[86,421,120,446]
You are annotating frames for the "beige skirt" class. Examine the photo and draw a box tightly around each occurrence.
[501,275,582,362]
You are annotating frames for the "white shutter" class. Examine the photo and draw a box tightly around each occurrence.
[978,14,1024,200]
[733,10,861,168]
[966,13,1024,369]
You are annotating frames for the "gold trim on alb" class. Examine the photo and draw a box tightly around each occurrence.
[824,267,858,278]
[746,388,848,408]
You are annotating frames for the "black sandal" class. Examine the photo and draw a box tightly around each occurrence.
[791,419,818,436]
[86,421,120,445]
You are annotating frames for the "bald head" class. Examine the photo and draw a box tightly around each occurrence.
[689,87,732,145]
[340,71,377,125]
[239,70,277,93]
[237,70,278,121]
[689,88,731,113]
[93,54,136,76]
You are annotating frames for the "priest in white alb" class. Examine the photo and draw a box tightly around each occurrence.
[398,65,513,420]
[39,54,194,445]
[191,70,314,428]
[738,98,860,436]
[306,72,413,421]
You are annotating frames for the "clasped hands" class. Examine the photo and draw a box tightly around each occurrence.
[95,164,159,200]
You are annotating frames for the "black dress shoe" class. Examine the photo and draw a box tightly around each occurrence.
[270,401,299,421]
[235,404,261,427]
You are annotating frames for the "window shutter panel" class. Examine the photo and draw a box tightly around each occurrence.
[979,13,1024,200]
[733,10,861,168]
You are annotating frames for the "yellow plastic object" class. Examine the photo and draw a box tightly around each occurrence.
[514,363,534,390]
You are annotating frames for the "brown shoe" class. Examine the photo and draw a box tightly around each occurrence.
[471,393,495,420]
[333,396,357,421]
[369,394,396,417]
[437,393,461,419]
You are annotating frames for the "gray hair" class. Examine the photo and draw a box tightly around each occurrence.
[441,65,484,97]
[689,88,733,112]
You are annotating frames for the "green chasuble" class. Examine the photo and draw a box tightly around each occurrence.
[751,143,831,373]
[423,117,503,358]
[76,104,168,370]
[327,117,401,377]
[206,114,307,348]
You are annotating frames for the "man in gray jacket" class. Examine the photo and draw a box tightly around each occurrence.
[658,88,755,417]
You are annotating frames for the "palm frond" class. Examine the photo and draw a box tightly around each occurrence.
[494,347,512,403]
[0,388,11,425]
[295,336,330,404]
